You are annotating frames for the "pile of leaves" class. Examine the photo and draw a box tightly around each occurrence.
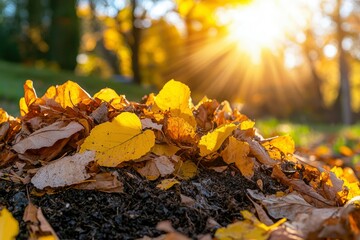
[0,79,360,239]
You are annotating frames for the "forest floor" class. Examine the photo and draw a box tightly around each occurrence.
[1,165,286,239]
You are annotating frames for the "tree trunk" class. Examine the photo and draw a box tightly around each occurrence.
[334,0,352,124]
[48,0,79,70]
[131,0,141,84]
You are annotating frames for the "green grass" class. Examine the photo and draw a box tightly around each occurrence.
[256,118,360,151]
[0,60,153,116]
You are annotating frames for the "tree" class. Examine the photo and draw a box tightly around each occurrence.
[48,0,80,70]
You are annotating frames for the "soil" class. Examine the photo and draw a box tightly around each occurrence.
[0,166,286,239]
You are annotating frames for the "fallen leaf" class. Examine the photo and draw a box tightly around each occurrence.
[175,160,197,180]
[80,112,155,167]
[180,194,196,207]
[151,144,180,156]
[37,207,59,240]
[243,137,277,166]
[19,80,38,116]
[12,121,84,154]
[271,165,336,206]
[199,123,237,156]
[156,179,180,190]
[247,189,340,238]
[154,79,195,126]
[75,172,124,193]
[221,136,254,179]
[44,80,90,108]
[165,116,196,143]
[137,156,175,180]
[141,118,163,131]
[215,210,285,240]
[93,87,119,102]
[240,120,255,130]
[0,208,19,240]
[31,151,95,189]
[0,108,9,124]
[262,135,295,160]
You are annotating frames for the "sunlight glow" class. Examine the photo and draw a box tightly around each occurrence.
[217,0,311,63]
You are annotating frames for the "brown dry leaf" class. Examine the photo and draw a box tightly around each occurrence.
[80,112,155,167]
[31,151,95,189]
[221,136,254,179]
[180,194,196,207]
[37,208,59,240]
[23,202,58,240]
[156,179,180,190]
[261,135,295,160]
[244,137,277,166]
[199,123,237,157]
[137,156,175,180]
[141,118,163,131]
[247,189,340,239]
[12,121,84,154]
[271,165,336,206]
[74,172,123,193]
[165,116,196,143]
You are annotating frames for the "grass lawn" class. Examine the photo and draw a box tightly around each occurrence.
[0,60,153,116]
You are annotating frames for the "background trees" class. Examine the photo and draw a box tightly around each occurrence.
[1,0,360,123]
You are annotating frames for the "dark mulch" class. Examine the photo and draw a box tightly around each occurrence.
[0,166,286,239]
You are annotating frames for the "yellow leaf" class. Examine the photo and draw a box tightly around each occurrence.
[0,109,9,123]
[240,120,255,130]
[19,80,38,116]
[261,135,295,160]
[93,88,119,102]
[0,208,19,240]
[156,179,180,190]
[221,136,254,179]
[44,81,91,108]
[154,79,196,126]
[80,112,155,167]
[175,160,197,180]
[215,210,285,240]
[165,117,196,143]
[199,124,237,156]
[151,144,180,156]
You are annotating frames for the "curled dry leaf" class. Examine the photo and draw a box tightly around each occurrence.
[31,151,95,189]
[23,202,59,240]
[12,121,84,154]
[271,165,336,206]
[221,136,254,179]
[74,172,124,193]
[247,189,341,239]
[80,112,155,167]
[244,137,277,166]
[137,156,175,180]
[141,118,163,131]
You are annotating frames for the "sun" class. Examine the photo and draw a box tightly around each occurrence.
[217,0,306,63]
